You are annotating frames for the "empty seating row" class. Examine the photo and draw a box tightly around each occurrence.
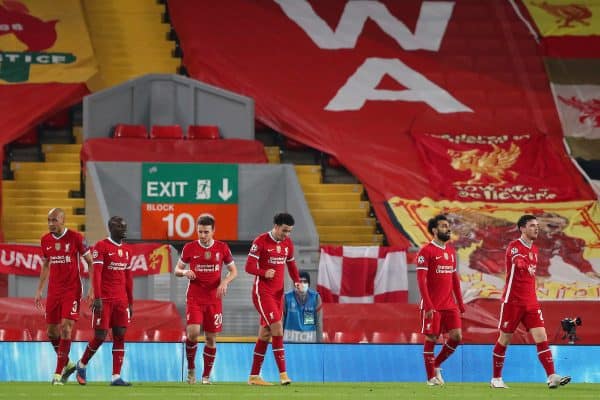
[113,124,220,140]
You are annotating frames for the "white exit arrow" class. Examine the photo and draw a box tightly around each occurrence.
[218,178,233,201]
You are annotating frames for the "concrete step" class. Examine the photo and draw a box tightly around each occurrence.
[312,215,376,227]
[311,209,369,219]
[304,192,362,202]
[13,170,80,181]
[2,189,72,199]
[2,205,83,215]
[3,198,84,208]
[2,214,85,225]
[302,183,363,194]
[297,174,321,185]
[307,200,370,210]
[2,180,80,191]
[45,153,80,163]
[10,162,80,172]
[294,165,321,174]
[316,225,375,235]
[42,144,82,154]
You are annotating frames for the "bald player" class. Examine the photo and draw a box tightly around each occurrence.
[35,208,93,385]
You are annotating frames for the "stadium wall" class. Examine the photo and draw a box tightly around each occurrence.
[1,342,598,383]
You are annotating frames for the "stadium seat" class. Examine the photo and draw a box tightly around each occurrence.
[14,126,39,145]
[44,109,71,128]
[285,138,307,150]
[370,331,408,344]
[327,155,342,168]
[187,125,220,140]
[332,331,366,343]
[113,124,148,139]
[125,328,149,342]
[150,125,184,139]
[150,329,184,342]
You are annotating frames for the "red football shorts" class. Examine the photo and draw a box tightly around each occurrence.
[420,308,461,336]
[186,298,223,333]
[252,292,282,327]
[498,302,545,333]
[92,299,130,330]
[45,295,80,324]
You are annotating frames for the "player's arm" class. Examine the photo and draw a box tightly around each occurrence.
[34,258,50,310]
[245,240,271,278]
[217,254,238,299]
[452,271,466,313]
[416,250,435,317]
[286,242,301,289]
[315,293,323,343]
[92,247,104,313]
[83,251,94,302]
[125,264,133,317]
[175,245,196,280]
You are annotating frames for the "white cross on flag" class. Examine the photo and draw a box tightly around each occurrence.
[317,246,408,303]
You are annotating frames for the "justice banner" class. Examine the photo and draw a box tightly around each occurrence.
[412,133,583,202]
[0,0,98,83]
[388,197,600,301]
[0,242,172,277]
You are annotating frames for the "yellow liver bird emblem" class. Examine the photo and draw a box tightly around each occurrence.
[448,143,520,185]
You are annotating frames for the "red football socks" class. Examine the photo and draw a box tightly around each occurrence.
[202,346,216,378]
[423,340,436,380]
[271,335,286,373]
[54,339,71,374]
[492,342,507,378]
[81,337,104,365]
[112,335,125,375]
[250,339,269,375]
[536,341,555,376]
[185,339,198,370]
[434,338,460,367]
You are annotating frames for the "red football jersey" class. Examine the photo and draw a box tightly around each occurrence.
[41,229,89,298]
[501,238,539,306]
[179,240,234,304]
[247,232,298,298]
[416,241,458,310]
[92,238,132,302]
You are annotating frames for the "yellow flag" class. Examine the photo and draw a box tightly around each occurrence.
[524,1,600,36]
[0,0,98,83]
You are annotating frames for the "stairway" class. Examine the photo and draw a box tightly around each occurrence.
[83,0,179,89]
[2,144,84,244]
[295,165,383,246]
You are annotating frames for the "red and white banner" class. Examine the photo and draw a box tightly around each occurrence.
[0,242,172,277]
[317,246,408,303]
[413,132,584,202]
[554,84,600,139]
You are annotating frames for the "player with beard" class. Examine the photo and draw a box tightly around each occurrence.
[35,208,93,385]
[75,216,133,386]
[490,215,571,389]
[416,214,465,386]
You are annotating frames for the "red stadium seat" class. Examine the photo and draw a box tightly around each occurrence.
[45,109,71,128]
[370,331,408,344]
[114,124,148,139]
[125,328,149,342]
[150,329,184,342]
[187,125,220,140]
[14,126,39,145]
[332,331,366,343]
[151,125,184,139]
[285,138,307,150]
[327,155,342,168]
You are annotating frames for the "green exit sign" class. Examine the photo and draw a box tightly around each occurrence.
[142,163,238,204]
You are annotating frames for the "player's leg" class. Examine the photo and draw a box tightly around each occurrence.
[526,309,570,389]
[270,319,292,385]
[201,303,222,384]
[490,303,520,389]
[434,310,462,383]
[185,300,202,384]
[248,293,274,385]
[420,309,442,385]
[53,297,79,384]
[109,301,132,386]
[77,301,111,385]
[45,298,62,384]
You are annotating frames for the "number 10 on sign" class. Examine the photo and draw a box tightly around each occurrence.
[141,203,238,240]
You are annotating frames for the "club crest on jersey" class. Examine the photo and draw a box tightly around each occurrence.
[276,245,281,253]
[55,243,61,251]
[118,249,123,257]
[205,251,211,260]
[444,252,448,260]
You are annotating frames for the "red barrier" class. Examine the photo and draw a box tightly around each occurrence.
[0,298,184,342]
[324,300,600,344]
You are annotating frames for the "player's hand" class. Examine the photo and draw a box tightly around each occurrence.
[264,269,276,279]
[34,290,44,311]
[185,270,196,280]
[424,309,434,319]
[458,303,466,314]
[128,304,133,318]
[217,282,228,298]
[92,298,103,314]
